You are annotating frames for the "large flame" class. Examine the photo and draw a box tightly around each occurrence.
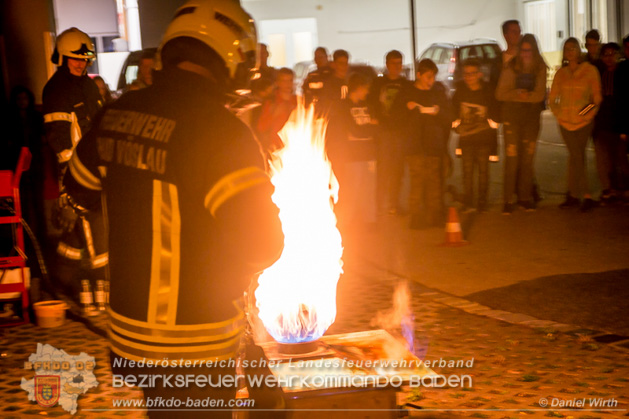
[255,105,344,343]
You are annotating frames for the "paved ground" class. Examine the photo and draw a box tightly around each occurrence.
[2,111,628,417]
[3,206,628,418]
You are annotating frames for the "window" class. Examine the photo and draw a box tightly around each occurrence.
[432,48,444,64]
[257,18,318,68]
[482,45,498,59]
[420,48,434,60]
[526,0,558,52]
[569,0,607,42]
[460,46,482,61]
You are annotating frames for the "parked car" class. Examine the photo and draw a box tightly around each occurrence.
[418,39,502,95]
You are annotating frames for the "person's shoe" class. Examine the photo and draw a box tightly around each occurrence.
[520,200,536,212]
[461,205,476,214]
[559,195,579,209]
[533,185,543,203]
[599,190,616,206]
[580,198,597,212]
[502,203,515,215]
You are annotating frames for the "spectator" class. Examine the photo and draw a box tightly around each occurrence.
[257,43,277,82]
[616,35,629,203]
[584,29,605,73]
[250,43,277,112]
[549,37,602,212]
[249,76,275,132]
[326,73,378,231]
[93,76,113,104]
[594,42,629,203]
[451,59,500,213]
[395,58,450,229]
[499,19,541,202]
[496,33,547,214]
[302,46,333,108]
[317,49,350,116]
[368,50,413,215]
[501,20,522,67]
[256,67,297,153]
[129,48,155,91]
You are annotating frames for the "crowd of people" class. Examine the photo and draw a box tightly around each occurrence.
[267,21,629,231]
[1,4,628,415]
[2,20,629,294]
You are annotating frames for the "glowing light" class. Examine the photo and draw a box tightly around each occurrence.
[255,104,343,343]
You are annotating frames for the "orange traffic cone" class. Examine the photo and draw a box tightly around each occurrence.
[441,207,469,247]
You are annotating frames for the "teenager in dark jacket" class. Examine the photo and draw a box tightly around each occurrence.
[327,73,378,231]
[451,59,500,213]
[394,58,450,229]
[368,50,413,215]
[317,49,350,116]
[594,42,629,203]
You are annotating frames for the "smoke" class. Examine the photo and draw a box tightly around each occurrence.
[371,280,426,359]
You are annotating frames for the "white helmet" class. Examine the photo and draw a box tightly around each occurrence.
[155,0,257,82]
[51,27,96,66]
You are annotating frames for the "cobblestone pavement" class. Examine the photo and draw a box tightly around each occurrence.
[2,222,628,418]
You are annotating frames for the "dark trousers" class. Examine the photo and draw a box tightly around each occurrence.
[55,209,108,299]
[461,144,491,207]
[594,130,629,192]
[407,154,444,225]
[502,103,541,204]
[560,124,593,198]
[377,129,405,212]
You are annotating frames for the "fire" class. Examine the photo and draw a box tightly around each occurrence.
[255,104,344,343]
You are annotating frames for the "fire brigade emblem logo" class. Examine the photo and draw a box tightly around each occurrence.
[21,343,99,414]
[35,376,60,407]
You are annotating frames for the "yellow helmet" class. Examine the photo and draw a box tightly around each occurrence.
[51,27,96,66]
[155,0,257,82]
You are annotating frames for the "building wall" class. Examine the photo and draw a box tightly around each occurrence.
[53,0,118,34]
[1,0,57,104]
[137,0,186,48]
[242,0,519,68]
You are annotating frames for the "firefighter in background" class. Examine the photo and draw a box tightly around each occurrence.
[42,27,108,301]
[63,0,284,416]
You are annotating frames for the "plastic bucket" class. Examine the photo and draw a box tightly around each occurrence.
[33,300,69,328]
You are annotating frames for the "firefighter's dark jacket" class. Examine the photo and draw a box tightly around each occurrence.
[64,68,284,362]
[43,65,102,165]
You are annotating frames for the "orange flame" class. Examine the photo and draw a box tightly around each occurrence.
[255,105,344,343]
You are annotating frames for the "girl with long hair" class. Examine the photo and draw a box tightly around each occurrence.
[549,37,602,211]
[496,33,548,214]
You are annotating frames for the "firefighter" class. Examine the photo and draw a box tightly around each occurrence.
[42,27,107,302]
[63,1,284,416]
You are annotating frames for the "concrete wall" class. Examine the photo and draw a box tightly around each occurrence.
[1,0,57,104]
[137,0,187,48]
[242,0,519,68]
[54,0,118,34]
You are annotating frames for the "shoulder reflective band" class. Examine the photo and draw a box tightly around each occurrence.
[204,166,269,217]
[68,153,102,191]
